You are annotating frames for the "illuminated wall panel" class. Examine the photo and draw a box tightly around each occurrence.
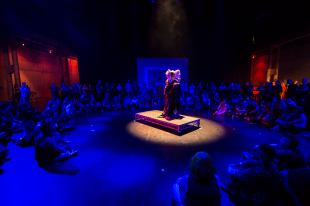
[67,57,79,84]
[18,47,62,99]
[251,55,268,85]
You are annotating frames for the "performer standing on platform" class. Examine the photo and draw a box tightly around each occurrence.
[160,69,182,120]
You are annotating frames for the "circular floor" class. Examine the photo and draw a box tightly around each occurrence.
[0,111,292,206]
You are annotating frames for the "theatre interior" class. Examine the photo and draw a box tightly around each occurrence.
[1,0,310,206]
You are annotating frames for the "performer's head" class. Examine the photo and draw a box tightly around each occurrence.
[166,69,181,82]
[165,69,174,82]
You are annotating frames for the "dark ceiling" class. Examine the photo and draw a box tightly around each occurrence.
[1,0,310,82]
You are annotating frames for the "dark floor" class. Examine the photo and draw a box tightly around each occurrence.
[0,111,306,206]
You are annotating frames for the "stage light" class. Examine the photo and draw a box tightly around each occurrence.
[252,54,255,59]
[22,43,25,47]
[49,49,53,54]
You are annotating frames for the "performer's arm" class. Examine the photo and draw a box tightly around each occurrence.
[164,80,169,95]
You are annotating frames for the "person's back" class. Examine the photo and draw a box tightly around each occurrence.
[185,152,221,206]
[186,175,220,206]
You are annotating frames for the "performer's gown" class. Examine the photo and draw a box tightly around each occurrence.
[163,80,181,117]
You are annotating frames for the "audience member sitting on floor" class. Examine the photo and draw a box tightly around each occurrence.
[256,101,275,127]
[15,120,37,147]
[50,83,59,100]
[234,99,249,118]
[1,77,310,175]
[273,99,307,133]
[244,98,259,121]
[0,117,13,143]
[172,152,221,206]
[226,144,293,206]
[243,137,306,171]
[34,118,78,166]
[271,137,306,171]
[213,99,229,116]
[0,104,12,173]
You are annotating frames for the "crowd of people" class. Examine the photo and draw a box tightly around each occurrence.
[211,79,310,134]
[44,78,310,133]
[1,77,310,205]
[0,82,78,173]
[174,135,310,206]
[224,135,310,206]
[169,78,310,206]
